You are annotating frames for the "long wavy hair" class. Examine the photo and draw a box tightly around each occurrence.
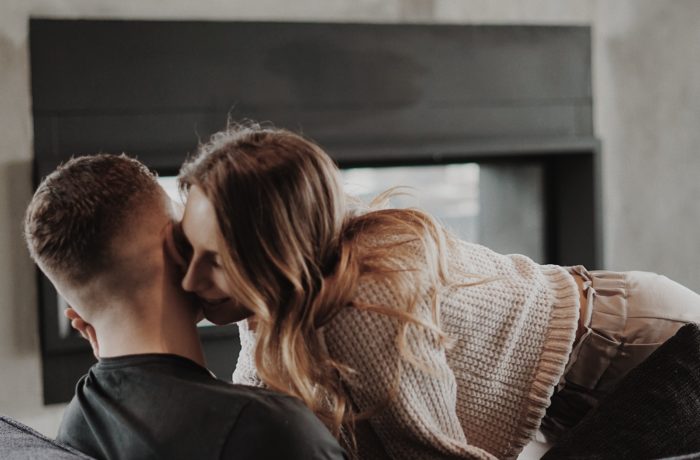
[178,122,466,446]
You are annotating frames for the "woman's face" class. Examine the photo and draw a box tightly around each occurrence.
[177,185,252,325]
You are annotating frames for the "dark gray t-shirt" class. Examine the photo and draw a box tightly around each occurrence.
[56,354,346,460]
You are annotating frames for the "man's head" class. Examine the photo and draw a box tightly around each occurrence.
[24,154,190,323]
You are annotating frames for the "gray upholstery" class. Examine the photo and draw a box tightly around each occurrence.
[0,416,93,459]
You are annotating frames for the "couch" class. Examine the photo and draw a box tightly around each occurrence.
[0,415,93,460]
[4,324,700,459]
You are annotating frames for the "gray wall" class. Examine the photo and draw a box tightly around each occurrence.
[594,1,700,283]
[1,0,699,440]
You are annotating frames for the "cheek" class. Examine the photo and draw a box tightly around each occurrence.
[212,270,232,296]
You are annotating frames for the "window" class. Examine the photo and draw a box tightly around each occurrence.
[341,162,545,263]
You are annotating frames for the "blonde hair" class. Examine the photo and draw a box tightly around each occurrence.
[179,123,466,447]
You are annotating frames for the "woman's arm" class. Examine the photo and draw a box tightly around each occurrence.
[324,303,497,460]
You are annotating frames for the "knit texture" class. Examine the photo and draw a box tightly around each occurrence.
[234,240,580,459]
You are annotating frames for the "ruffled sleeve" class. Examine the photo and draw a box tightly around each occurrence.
[231,319,264,387]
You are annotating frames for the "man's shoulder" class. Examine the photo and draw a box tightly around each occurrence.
[233,387,318,426]
[230,388,328,437]
[222,389,347,460]
[57,360,346,459]
[56,383,100,459]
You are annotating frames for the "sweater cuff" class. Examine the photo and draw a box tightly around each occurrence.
[507,265,580,458]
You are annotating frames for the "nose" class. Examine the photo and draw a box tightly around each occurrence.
[181,258,208,294]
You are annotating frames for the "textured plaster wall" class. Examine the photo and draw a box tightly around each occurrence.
[594,0,700,287]
[1,0,699,438]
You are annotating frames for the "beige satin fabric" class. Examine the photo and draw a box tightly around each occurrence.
[541,266,700,440]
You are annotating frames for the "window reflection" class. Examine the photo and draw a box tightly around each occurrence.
[341,162,545,263]
[341,163,480,243]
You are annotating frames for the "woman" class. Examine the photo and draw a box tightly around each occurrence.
[173,123,700,459]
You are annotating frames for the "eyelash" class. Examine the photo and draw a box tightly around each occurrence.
[173,223,223,270]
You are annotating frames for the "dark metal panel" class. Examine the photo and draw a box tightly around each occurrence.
[32,113,214,161]
[30,20,591,114]
[544,151,600,268]
[42,351,96,405]
[32,104,590,164]
[323,137,599,166]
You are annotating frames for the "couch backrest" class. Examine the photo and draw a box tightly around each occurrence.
[0,416,93,460]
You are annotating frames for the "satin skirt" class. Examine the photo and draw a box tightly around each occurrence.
[541,266,700,441]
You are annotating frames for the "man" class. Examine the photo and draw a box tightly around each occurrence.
[24,154,346,460]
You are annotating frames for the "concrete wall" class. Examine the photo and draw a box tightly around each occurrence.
[594,1,700,284]
[2,0,699,437]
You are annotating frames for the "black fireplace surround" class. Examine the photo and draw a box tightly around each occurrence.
[29,19,600,404]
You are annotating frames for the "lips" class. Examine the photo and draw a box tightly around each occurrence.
[198,296,252,326]
[201,297,230,308]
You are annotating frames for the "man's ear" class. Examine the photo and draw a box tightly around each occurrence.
[84,323,100,359]
[65,307,100,359]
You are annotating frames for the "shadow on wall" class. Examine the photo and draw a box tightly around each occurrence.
[1,159,39,355]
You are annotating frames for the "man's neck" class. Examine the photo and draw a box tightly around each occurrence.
[93,310,206,367]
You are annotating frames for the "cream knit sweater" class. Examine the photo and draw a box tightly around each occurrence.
[233,240,580,460]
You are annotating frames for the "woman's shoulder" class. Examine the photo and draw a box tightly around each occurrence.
[449,238,549,278]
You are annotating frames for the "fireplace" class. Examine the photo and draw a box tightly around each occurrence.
[30,19,599,403]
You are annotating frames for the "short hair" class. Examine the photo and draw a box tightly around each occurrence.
[24,154,161,285]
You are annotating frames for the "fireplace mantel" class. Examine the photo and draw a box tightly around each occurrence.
[30,19,598,404]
